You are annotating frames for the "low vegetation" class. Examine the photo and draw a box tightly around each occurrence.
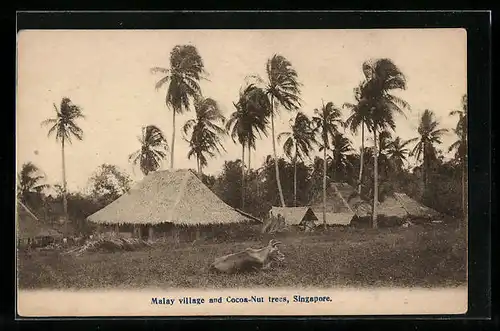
[18,225,466,289]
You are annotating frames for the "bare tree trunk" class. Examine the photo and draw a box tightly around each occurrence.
[358,121,365,195]
[271,103,286,207]
[372,129,378,229]
[61,137,68,224]
[294,149,297,207]
[241,143,245,210]
[248,145,251,171]
[323,144,327,230]
[171,110,176,169]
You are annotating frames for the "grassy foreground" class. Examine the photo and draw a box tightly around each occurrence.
[17,226,466,289]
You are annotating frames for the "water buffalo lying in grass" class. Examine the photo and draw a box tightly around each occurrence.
[209,239,285,274]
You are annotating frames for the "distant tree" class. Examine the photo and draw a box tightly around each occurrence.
[226,84,270,209]
[449,94,467,227]
[88,164,132,206]
[409,109,448,197]
[386,136,412,173]
[278,111,317,206]
[250,54,302,207]
[329,132,354,182]
[358,58,409,228]
[313,102,343,228]
[183,97,227,174]
[41,97,85,221]
[128,125,169,176]
[151,45,205,169]
[17,162,49,204]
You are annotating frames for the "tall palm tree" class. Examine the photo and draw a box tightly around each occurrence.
[344,82,373,195]
[41,97,85,221]
[313,102,343,229]
[278,112,317,206]
[151,45,205,170]
[17,162,49,203]
[386,136,412,172]
[449,94,467,227]
[183,97,227,174]
[128,125,169,176]
[409,109,448,195]
[255,54,301,207]
[359,58,409,228]
[226,84,270,209]
[329,132,354,182]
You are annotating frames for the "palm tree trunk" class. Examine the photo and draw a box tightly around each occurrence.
[170,110,176,169]
[61,137,68,222]
[294,149,297,207]
[323,143,327,230]
[248,145,251,171]
[423,143,428,196]
[241,143,245,210]
[372,129,378,229]
[461,157,466,229]
[270,101,286,207]
[358,121,365,195]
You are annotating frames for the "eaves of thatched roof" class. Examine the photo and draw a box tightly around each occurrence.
[86,169,254,226]
[16,200,62,239]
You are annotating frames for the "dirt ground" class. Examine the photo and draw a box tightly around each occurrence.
[17,225,466,289]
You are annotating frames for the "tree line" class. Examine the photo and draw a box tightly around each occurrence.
[18,44,467,230]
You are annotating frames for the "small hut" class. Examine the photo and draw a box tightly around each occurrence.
[310,182,356,226]
[268,206,318,232]
[86,169,260,242]
[16,200,63,247]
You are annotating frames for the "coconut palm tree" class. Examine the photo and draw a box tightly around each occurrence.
[128,125,169,176]
[226,84,270,209]
[409,109,448,195]
[151,45,205,170]
[278,112,317,206]
[344,82,373,195]
[41,97,85,221]
[329,132,354,182]
[386,136,412,172]
[313,102,343,229]
[359,58,410,228]
[449,94,467,227]
[251,54,301,207]
[17,162,49,204]
[183,97,227,174]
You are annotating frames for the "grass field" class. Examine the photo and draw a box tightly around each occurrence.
[17,225,466,289]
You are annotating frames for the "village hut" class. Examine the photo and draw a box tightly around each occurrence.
[267,206,318,232]
[310,182,356,226]
[16,200,63,247]
[86,169,261,242]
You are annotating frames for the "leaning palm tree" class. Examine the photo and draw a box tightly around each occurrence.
[151,45,205,169]
[359,58,410,228]
[250,54,301,207]
[41,97,85,221]
[344,82,373,195]
[278,112,317,206]
[449,94,467,227]
[128,125,169,176]
[17,162,49,204]
[313,102,343,229]
[226,84,270,209]
[183,97,227,174]
[409,109,448,195]
[386,136,412,173]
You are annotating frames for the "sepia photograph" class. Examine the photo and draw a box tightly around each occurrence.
[16,28,468,316]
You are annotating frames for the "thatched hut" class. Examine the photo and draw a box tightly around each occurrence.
[86,169,261,242]
[16,200,63,247]
[310,182,356,226]
[268,206,318,232]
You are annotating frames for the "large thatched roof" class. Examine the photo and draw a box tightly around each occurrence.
[16,201,62,239]
[269,206,318,226]
[310,182,356,225]
[87,169,255,226]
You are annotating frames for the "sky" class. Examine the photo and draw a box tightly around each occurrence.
[16,29,467,193]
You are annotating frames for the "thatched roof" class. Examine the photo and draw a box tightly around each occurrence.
[269,206,318,226]
[314,212,354,226]
[393,193,441,219]
[16,201,62,239]
[87,169,255,226]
